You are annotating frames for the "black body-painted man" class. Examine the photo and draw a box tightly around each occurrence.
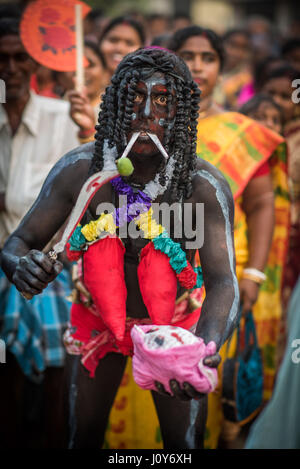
[1,48,239,449]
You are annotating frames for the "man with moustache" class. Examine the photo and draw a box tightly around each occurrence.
[1,47,239,449]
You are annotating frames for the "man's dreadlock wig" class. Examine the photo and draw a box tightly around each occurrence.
[91,47,201,201]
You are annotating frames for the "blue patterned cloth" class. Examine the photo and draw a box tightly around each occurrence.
[0,267,72,379]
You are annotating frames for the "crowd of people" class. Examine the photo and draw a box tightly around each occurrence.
[0,0,299,450]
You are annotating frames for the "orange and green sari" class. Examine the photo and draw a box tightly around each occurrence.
[196,112,290,448]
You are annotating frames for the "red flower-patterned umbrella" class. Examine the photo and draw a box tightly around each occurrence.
[20,0,91,71]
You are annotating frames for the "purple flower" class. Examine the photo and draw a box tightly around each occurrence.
[111,177,152,226]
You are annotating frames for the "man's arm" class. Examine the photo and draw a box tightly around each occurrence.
[1,145,91,294]
[194,164,239,350]
[155,164,239,401]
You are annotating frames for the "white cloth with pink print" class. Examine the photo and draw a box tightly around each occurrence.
[131,324,218,395]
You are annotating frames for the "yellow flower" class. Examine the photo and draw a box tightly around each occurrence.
[96,213,116,235]
[136,209,164,239]
[81,220,98,242]
[145,223,164,239]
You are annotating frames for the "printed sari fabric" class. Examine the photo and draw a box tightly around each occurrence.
[196,112,290,448]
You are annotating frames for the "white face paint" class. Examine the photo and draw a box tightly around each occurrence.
[141,75,176,132]
[142,74,167,119]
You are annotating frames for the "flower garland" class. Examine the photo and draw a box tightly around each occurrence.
[68,177,203,290]
[110,176,152,226]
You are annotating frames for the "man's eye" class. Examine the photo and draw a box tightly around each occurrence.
[134,94,143,103]
[155,95,167,105]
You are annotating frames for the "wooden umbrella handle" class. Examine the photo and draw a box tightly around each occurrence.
[73,4,85,125]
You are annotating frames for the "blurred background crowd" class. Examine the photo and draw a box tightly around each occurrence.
[6,0,300,103]
[0,0,299,451]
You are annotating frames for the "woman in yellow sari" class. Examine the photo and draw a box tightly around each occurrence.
[169,26,290,448]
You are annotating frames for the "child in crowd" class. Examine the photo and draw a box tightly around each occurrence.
[239,93,283,135]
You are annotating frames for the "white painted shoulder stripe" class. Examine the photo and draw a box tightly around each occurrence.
[196,170,239,335]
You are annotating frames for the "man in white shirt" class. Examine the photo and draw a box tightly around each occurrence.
[0,16,79,448]
[0,26,78,245]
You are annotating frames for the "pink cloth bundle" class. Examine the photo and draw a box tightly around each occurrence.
[131,325,218,395]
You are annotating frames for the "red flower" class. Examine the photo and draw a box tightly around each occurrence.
[42,26,73,51]
[66,243,81,262]
[40,8,61,24]
[177,263,197,289]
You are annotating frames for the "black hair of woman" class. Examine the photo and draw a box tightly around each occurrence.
[0,2,22,19]
[222,28,250,43]
[84,39,107,68]
[167,25,225,71]
[253,56,286,91]
[281,38,300,57]
[0,16,20,37]
[99,15,146,46]
[259,63,299,89]
[239,93,282,118]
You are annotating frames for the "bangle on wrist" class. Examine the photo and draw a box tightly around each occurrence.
[242,267,266,285]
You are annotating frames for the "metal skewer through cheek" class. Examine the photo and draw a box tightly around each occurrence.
[147,133,169,160]
[119,132,140,159]
[119,132,169,161]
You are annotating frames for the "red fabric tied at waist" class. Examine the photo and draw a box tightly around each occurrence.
[65,235,206,377]
[67,303,152,376]
[67,292,203,377]
[83,236,127,341]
